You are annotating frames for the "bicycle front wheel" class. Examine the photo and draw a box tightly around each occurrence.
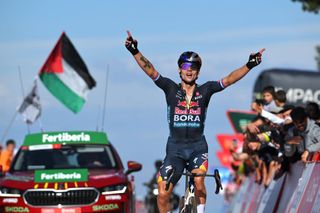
[179,196,185,212]
[185,197,197,213]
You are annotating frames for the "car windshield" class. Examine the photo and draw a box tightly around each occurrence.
[12,145,118,171]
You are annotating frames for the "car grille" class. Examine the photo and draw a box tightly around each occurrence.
[23,188,99,206]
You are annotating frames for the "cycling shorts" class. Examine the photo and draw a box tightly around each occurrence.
[157,136,208,185]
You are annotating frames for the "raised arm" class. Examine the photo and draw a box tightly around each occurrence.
[125,31,159,80]
[222,49,265,87]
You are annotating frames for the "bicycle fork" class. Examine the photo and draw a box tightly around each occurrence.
[180,175,196,212]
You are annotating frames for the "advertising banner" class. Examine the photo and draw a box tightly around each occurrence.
[34,169,88,183]
[252,69,320,106]
[24,131,108,146]
[226,110,257,133]
[216,151,233,169]
[216,134,244,151]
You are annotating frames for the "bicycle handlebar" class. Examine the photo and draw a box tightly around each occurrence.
[213,169,223,194]
[164,168,223,194]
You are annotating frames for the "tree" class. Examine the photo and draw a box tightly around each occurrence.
[292,0,320,71]
[292,0,320,14]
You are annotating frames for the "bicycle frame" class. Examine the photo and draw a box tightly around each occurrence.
[180,172,197,213]
[165,169,223,213]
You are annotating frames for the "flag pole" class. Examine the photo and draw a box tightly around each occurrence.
[0,111,18,143]
[96,105,101,131]
[18,66,30,134]
[101,65,110,132]
[34,77,44,132]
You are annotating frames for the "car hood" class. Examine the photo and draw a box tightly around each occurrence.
[1,169,127,190]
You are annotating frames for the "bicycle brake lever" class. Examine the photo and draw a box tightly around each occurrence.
[214,169,223,194]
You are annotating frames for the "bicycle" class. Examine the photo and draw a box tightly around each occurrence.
[165,168,223,213]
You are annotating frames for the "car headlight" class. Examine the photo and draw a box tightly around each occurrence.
[0,187,21,197]
[100,184,127,195]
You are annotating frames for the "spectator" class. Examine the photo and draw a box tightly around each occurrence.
[245,115,265,134]
[251,86,274,112]
[244,114,288,187]
[274,90,287,110]
[246,139,281,187]
[262,86,275,106]
[261,86,278,112]
[305,101,320,124]
[0,139,16,172]
[252,87,286,119]
[290,107,320,163]
[251,102,293,126]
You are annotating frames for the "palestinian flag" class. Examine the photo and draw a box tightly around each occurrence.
[39,32,96,113]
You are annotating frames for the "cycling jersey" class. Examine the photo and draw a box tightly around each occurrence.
[154,75,225,142]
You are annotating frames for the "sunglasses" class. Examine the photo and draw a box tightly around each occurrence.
[180,62,200,71]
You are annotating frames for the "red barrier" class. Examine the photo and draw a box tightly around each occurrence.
[285,163,315,212]
[240,176,256,213]
[297,162,320,212]
[274,161,305,212]
[311,152,320,162]
[246,180,265,212]
[257,174,286,213]
[228,158,320,213]
[228,177,251,213]
[228,174,286,213]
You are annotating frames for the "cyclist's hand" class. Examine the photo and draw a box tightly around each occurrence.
[125,31,139,55]
[246,48,265,69]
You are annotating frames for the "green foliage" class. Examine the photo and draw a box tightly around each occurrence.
[292,1,319,71]
[292,0,320,14]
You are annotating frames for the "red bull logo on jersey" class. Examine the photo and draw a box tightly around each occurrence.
[176,100,201,115]
[175,107,188,115]
[177,100,199,109]
[175,107,201,115]
[189,108,201,115]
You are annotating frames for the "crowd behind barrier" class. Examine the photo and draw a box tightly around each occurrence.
[228,153,320,212]
[224,85,320,212]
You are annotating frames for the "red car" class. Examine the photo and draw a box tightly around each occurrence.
[0,131,142,213]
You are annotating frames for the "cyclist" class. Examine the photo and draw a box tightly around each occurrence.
[125,31,265,213]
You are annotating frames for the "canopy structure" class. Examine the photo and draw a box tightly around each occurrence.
[252,69,320,106]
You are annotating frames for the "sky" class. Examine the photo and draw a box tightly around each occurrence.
[0,1,320,212]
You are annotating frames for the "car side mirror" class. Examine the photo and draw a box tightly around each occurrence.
[125,161,142,175]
